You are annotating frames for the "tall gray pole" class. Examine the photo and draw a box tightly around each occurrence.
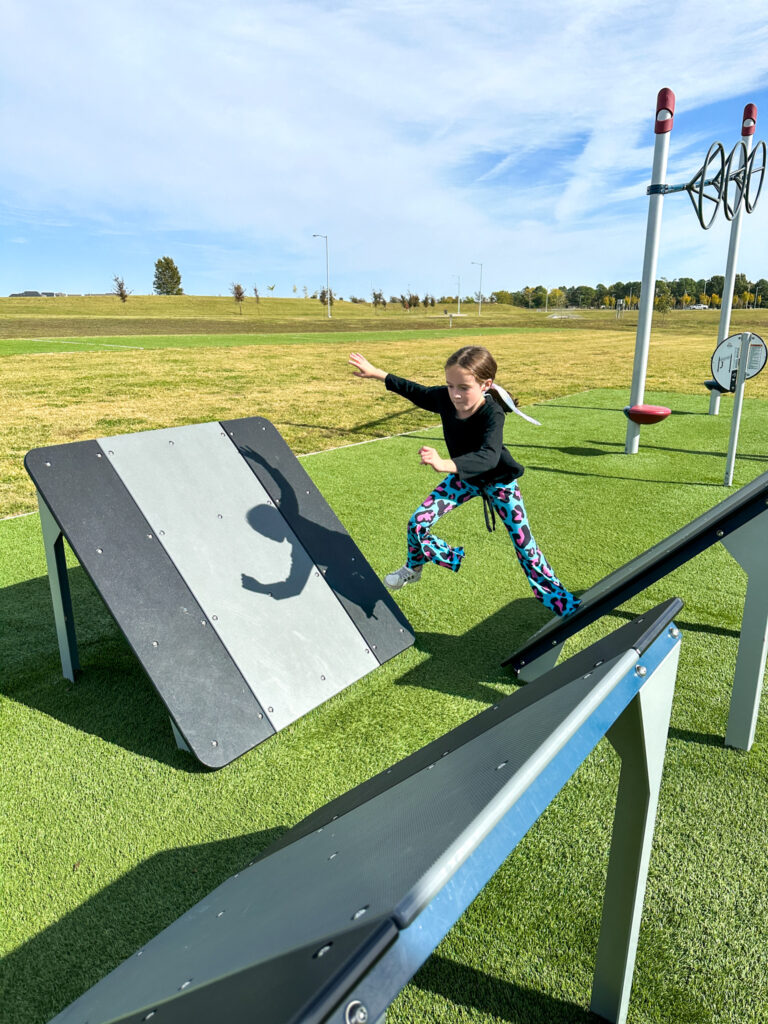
[472,261,483,315]
[625,88,675,454]
[715,105,757,355]
[313,233,331,318]
[723,331,752,487]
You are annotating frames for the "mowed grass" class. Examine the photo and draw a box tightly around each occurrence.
[2,388,768,1024]
[3,306,768,517]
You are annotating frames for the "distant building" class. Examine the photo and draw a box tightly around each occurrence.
[8,290,61,297]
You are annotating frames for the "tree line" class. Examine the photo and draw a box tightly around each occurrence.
[490,274,768,310]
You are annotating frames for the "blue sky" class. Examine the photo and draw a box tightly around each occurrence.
[2,0,768,298]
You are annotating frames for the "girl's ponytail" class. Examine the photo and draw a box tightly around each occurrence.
[488,383,541,426]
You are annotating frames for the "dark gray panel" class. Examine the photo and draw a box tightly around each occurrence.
[25,442,274,768]
[99,423,379,731]
[221,417,414,665]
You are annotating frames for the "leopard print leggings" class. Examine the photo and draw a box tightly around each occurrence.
[405,474,579,616]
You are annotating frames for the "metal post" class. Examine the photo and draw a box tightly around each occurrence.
[708,389,722,415]
[715,105,756,357]
[625,88,675,454]
[590,636,680,1023]
[37,491,80,681]
[720,512,768,751]
[313,233,331,318]
[723,331,751,486]
[456,275,461,315]
[472,261,483,315]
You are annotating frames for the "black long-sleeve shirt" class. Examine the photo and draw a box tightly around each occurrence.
[385,373,524,485]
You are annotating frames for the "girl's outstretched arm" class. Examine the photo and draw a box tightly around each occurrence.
[349,352,387,381]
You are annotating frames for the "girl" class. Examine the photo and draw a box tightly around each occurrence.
[348,345,579,616]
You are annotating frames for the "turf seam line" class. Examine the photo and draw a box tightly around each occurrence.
[297,423,441,457]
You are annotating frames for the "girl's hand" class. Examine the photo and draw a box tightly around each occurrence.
[419,446,454,473]
[349,352,385,380]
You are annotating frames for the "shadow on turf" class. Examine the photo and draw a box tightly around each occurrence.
[413,955,600,1022]
[396,597,553,703]
[586,438,768,462]
[0,569,209,770]
[0,827,287,1024]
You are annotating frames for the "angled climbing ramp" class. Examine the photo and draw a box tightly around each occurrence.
[25,417,414,768]
[47,598,683,1024]
[503,468,768,750]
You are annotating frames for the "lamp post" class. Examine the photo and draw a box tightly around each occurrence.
[471,261,483,315]
[312,233,331,318]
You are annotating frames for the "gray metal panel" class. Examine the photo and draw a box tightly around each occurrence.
[48,647,638,1024]
[99,422,380,731]
[221,416,414,665]
[24,442,274,769]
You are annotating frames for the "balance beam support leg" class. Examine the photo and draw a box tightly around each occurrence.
[516,641,564,683]
[590,641,679,1024]
[37,491,80,682]
[721,518,768,751]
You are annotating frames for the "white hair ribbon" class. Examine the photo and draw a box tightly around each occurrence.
[489,383,541,425]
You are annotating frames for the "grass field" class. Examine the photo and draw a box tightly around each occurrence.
[2,299,768,1023]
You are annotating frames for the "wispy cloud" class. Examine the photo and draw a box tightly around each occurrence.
[1,0,768,294]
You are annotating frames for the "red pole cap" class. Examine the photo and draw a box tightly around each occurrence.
[655,87,675,134]
[742,103,757,136]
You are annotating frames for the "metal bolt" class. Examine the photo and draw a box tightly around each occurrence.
[257,713,263,719]
[320,675,326,681]
[217,514,223,519]
[551,639,558,647]
[352,906,368,920]
[211,740,218,747]
[212,615,218,621]
[345,1001,369,1024]
[179,979,191,990]
[96,548,103,554]
[268,706,273,713]
[44,461,51,467]
[217,911,225,918]
[142,1013,156,1022]
[96,453,102,458]
[169,440,174,446]
[635,664,647,677]
[108,450,114,455]
[328,851,338,860]
[716,529,724,538]
[201,620,207,626]
[151,641,158,648]
[496,761,508,771]
[669,626,680,639]
[314,943,332,959]
[146,534,152,539]
[159,530,165,536]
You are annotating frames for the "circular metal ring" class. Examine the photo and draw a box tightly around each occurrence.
[686,141,724,230]
[745,140,766,213]
[723,140,748,220]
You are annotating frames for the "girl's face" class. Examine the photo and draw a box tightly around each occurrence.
[445,365,492,418]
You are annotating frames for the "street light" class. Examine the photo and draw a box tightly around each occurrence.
[312,233,331,318]
[471,261,483,316]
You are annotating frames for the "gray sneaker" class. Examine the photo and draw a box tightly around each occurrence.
[384,565,423,590]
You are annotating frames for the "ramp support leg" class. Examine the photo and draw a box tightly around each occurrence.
[708,390,721,416]
[721,516,768,751]
[37,491,80,682]
[170,718,192,753]
[590,640,679,1024]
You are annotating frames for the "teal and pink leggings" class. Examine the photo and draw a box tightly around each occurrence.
[406,474,579,616]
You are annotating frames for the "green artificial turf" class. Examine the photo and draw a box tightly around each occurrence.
[2,388,768,1024]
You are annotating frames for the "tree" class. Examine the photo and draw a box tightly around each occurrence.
[153,257,183,295]
[267,284,276,293]
[231,282,245,313]
[319,288,335,308]
[112,275,131,303]
[655,280,673,315]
